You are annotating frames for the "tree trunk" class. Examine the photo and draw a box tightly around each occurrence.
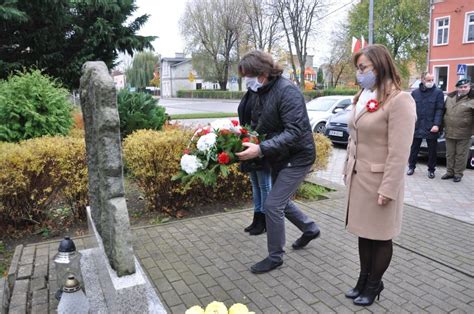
[299,64,305,90]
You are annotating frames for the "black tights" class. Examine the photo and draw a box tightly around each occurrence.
[358,237,393,281]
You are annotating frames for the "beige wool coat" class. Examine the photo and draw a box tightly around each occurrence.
[343,90,416,240]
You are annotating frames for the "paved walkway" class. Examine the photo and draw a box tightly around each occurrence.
[5,145,473,313]
[313,146,474,224]
[9,186,473,313]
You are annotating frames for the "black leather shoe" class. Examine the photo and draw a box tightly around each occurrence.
[453,176,462,182]
[345,273,368,299]
[441,173,454,180]
[250,258,283,274]
[292,230,320,250]
[353,280,384,306]
[406,168,414,175]
[428,171,435,179]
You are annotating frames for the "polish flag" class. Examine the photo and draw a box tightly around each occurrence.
[351,37,361,53]
[361,35,368,48]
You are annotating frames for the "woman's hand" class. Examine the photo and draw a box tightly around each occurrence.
[378,194,391,206]
[236,142,261,160]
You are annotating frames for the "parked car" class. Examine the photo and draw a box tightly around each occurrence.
[419,133,474,169]
[306,96,353,133]
[324,107,474,169]
[324,104,353,145]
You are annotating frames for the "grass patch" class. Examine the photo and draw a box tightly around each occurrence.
[170,112,238,120]
[296,182,334,201]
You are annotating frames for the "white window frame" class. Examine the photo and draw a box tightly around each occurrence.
[434,16,450,46]
[433,65,449,91]
[464,11,474,43]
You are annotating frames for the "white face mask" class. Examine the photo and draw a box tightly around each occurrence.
[245,76,263,92]
[424,82,434,89]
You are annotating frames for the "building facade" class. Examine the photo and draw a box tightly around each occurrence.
[111,70,126,90]
[160,53,239,97]
[428,0,474,92]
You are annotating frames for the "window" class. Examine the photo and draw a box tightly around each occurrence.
[465,12,474,43]
[435,17,449,45]
[434,66,448,92]
[467,66,474,81]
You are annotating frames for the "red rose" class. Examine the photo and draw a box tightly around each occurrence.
[242,137,250,143]
[183,148,190,154]
[240,128,248,135]
[231,120,239,126]
[218,152,231,164]
[366,99,380,112]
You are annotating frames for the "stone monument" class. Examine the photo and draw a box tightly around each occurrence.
[79,61,165,313]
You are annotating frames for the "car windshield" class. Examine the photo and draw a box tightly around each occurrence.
[306,98,338,111]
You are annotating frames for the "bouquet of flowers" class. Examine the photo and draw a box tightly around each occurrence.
[172,119,263,187]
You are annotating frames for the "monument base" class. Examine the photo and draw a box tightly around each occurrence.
[82,207,166,313]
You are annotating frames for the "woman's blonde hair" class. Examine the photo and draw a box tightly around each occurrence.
[238,50,283,78]
[353,44,401,103]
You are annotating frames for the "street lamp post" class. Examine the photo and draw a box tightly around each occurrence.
[369,0,374,44]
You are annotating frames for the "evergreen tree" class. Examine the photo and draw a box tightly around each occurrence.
[0,0,156,89]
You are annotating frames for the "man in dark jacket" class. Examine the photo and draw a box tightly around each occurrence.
[236,50,320,274]
[407,72,445,178]
[441,78,474,182]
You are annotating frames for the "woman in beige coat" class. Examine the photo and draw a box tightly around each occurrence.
[343,45,416,306]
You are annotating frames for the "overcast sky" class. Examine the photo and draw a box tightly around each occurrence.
[122,0,355,68]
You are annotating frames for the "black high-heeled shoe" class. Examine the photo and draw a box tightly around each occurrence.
[353,280,384,306]
[345,273,368,299]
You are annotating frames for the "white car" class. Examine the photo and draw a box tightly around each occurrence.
[306,95,354,133]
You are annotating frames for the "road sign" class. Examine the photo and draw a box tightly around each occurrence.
[457,64,467,75]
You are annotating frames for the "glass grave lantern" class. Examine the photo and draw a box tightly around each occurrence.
[57,275,90,314]
[53,236,83,300]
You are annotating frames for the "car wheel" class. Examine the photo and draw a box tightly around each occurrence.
[467,150,474,169]
[314,122,326,133]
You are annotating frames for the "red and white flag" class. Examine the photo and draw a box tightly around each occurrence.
[361,35,368,48]
[352,36,368,53]
[351,37,361,53]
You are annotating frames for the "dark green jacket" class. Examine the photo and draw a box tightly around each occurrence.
[443,87,474,139]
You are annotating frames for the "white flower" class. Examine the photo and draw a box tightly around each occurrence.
[180,154,203,174]
[197,133,217,152]
[185,305,205,314]
[210,119,234,131]
[229,303,252,314]
[204,301,227,314]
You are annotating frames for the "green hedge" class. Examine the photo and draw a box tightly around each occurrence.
[177,90,246,99]
[303,88,359,101]
[177,88,358,101]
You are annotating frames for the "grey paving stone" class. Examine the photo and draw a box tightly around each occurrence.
[32,289,48,305]
[8,306,27,314]
[161,289,182,307]
[171,280,192,295]
[31,303,49,314]
[17,264,33,280]
[189,282,210,298]
[9,279,29,308]
[31,276,46,291]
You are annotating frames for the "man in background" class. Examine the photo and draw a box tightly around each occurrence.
[441,78,474,182]
[407,72,445,178]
